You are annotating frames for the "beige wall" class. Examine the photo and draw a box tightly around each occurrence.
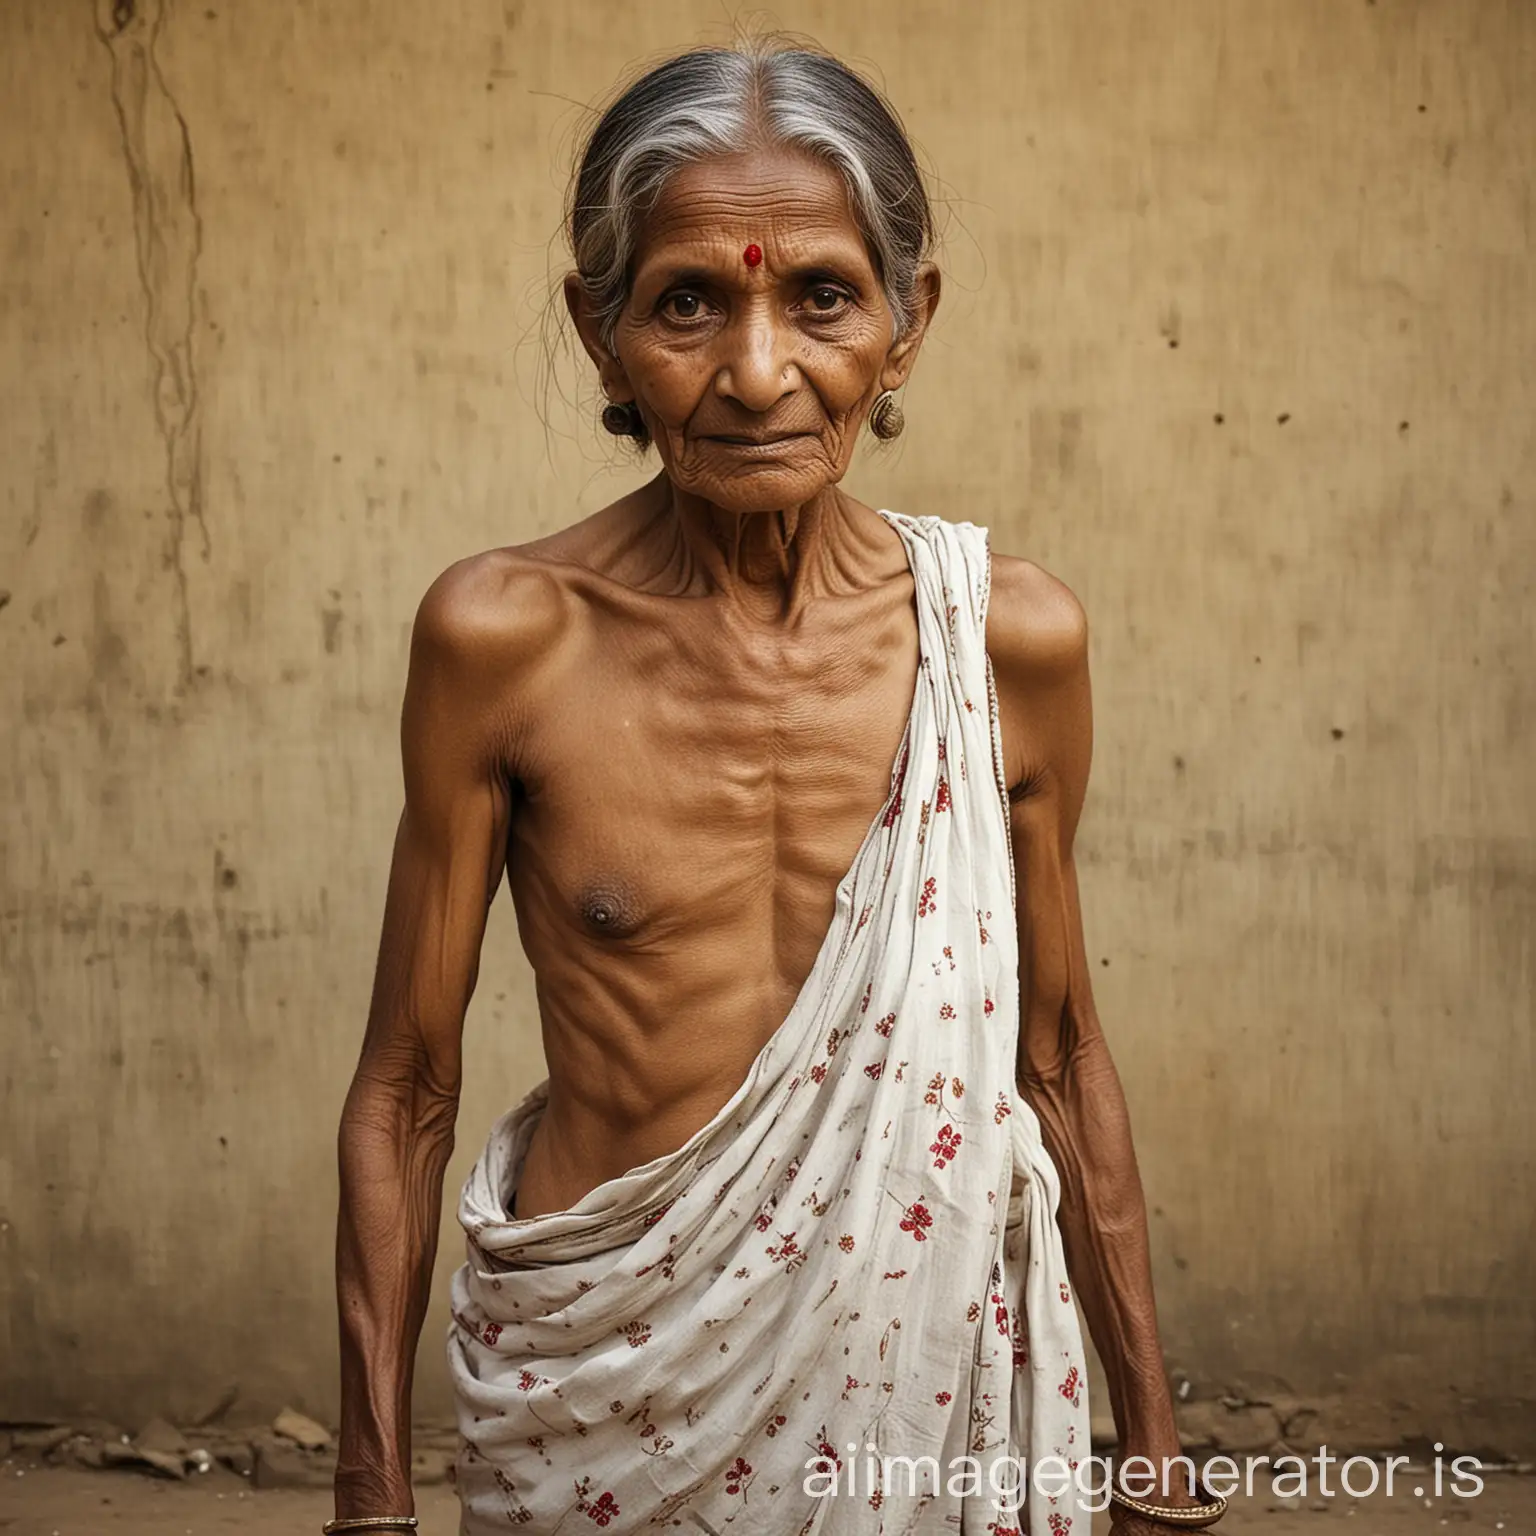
[2,0,1531,1448]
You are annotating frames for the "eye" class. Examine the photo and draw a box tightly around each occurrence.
[661,291,707,321]
[805,283,852,317]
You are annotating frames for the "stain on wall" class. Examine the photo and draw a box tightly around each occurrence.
[0,0,1531,1445]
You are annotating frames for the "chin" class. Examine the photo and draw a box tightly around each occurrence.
[683,465,844,515]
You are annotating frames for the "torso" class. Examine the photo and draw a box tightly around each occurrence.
[459,491,1052,1220]
[502,494,923,1217]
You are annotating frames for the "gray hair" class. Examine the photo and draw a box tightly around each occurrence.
[568,41,935,360]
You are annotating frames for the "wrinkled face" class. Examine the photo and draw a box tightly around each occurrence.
[570,145,937,513]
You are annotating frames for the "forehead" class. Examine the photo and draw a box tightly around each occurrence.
[634,146,871,268]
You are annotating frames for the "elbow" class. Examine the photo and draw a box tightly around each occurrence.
[341,1034,461,1152]
[336,1073,460,1204]
[1018,989,1110,1097]
[1018,990,1076,1092]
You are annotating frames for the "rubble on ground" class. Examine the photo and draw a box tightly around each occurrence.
[272,1406,331,1451]
[0,1408,460,1490]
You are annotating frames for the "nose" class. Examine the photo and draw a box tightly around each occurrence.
[715,300,798,413]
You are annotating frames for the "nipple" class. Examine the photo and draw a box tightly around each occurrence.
[577,883,640,937]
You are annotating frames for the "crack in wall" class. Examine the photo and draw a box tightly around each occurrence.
[95,0,208,687]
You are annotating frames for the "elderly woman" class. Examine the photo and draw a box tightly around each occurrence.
[332,40,1220,1536]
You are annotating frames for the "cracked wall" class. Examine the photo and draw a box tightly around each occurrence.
[93,0,208,687]
[0,0,1532,1446]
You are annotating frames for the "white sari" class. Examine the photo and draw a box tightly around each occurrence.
[448,511,1092,1535]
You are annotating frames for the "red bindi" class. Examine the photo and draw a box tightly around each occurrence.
[742,243,763,268]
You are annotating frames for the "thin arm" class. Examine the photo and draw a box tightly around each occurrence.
[993,569,1193,1507]
[333,563,531,1518]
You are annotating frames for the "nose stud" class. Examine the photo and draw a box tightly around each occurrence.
[742,243,763,268]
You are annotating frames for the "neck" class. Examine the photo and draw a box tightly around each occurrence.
[653,478,885,620]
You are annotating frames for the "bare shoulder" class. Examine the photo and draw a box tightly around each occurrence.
[402,545,581,782]
[984,551,1093,801]
[409,490,652,668]
[412,545,572,670]
[985,551,1089,684]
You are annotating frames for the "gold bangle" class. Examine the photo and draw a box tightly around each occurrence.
[1109,1482,1228,1528]
[321,1520,419,1534]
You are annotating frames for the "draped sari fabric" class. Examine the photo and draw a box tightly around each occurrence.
[448,511,1092,1534]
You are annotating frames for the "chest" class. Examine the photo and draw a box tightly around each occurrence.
[508,608,922,951]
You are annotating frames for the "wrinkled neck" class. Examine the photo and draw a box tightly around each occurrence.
[658,480,882,620]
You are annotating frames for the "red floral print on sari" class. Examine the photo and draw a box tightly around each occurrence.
[583,1490,620,1526]
[931,1124,962,1169]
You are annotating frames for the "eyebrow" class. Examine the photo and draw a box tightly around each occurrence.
[644,265,714,289]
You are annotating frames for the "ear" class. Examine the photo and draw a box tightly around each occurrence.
[564,272,636,403]
[879,262,942,392]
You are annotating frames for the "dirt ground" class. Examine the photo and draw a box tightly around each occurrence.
[1,1460,1531,1536]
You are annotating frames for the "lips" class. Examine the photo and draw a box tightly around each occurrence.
[706,432,810,447]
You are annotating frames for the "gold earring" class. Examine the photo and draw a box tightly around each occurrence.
[869,390,905,441]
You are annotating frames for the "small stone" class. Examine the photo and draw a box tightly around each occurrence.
[68,1437,107,1470]
[13,1426,74,1454]
[44,1433,83,1465]
[101,1440,186,1479]
[215,1442,255,1478]
[1273,1398,1322,1449]
[253,1435,334,1490]
[139,1447,188,1479]
[72,1418,126,1445]
[272,1406,331,1451]
[133,1418,188,1458]
[1311,1501,1329,1511]
[1271,1494,1302,1511]
[1214,1404,1282,1452]
[1176,1401,1218,1448]
[1178,1398,1282,1453]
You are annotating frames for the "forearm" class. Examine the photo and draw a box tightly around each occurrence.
[1020,1032,1181,1464]
[334,1061,458,1517]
